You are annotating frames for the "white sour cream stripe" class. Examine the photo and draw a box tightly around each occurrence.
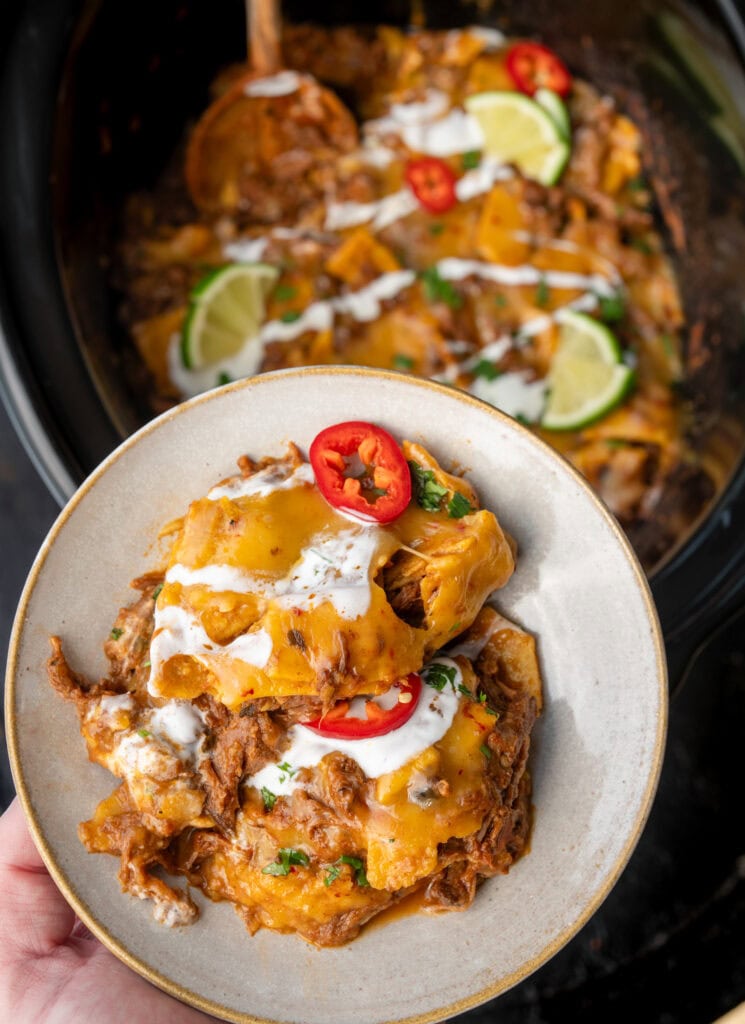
[207,460,314,501]
[324,158,512,232]
[147,604,273,698]
[246,657,464,796]
[244,71,303,97]
[165,526,383,621]
[170,270,417,399]
[365,88,485,157]
[435,258,617,296]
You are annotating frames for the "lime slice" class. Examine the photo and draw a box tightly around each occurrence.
[181,263,279,370]
[534,88,571,139]
[541,311,634,430]
[465,91,571,186]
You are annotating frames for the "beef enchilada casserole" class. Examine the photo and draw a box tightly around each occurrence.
[48,422,543,945]
[116,23,715,570]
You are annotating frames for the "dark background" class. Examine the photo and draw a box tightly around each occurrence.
[2,0,745,1017]
[3,374,745,1023]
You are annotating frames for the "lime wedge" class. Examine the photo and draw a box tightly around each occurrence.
[465,91,571,186]
[534,88,571,139]
[541,311,634,431]
[181,263,279,370]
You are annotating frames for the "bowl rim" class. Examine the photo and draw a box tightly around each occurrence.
[5,365,668,1024]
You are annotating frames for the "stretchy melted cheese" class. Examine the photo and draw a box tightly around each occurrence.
[148,445,514,708]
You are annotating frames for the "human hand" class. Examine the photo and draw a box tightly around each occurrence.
[0,797,218,1023]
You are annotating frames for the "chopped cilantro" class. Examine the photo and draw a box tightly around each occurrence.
[628,175,648,193]
[449,621,462,633]
[137,728,151,739]
[461,150,481,170]
[605,438,628,450]
[480,743,493,760]
[536,276,551,308]
[261,848,309,877]
[110,627,124,641]
[152,583,163,601]
[472,359,501,381]
[457,683,472,698]
[514,413,531,426]
[597,292,625,323]
[323,855,368,887]
[216,371,232,386]
[277,761,298,783]
[323,864,342,886]
[393,353,415,371]
[274,283,297,301]
[409,462,448,512]
[447,491,473,519]
[280,310,302,323]
[428,222,445,236]
[338,855,368,886]
[142,659,151,669]
[261,787,277,811]
[494,293,507,308]
[631,237,653,255]
[424,662,457,692]
[420,266,463,309]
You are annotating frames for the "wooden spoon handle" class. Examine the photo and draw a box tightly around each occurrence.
[248,0,282,75]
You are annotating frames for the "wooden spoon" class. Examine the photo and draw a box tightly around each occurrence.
[185,0,358,217]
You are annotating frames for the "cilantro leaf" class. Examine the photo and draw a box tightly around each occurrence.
[420,266,463,309]
[277,761,297,783]
[261,787,277,811]
[274,283,297,301]
[424,663,457,692]
[324,855,369,887]
[479,743,493,760]
[216,371,232,386]
[409,462,448,512]
[536,276,550,308]
[597,293,625,323]
[472,359,501,381]
[110,627,124,641]
[323,864,342,886]
[262,848,310,876]
[280,310,302,323]
[447,491,473,519]
[393,353,415,371]
[428,222,445,236]
[152,583,163,601]
[461,150,481,170]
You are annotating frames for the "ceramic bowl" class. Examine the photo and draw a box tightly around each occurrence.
[5,367,666,1024]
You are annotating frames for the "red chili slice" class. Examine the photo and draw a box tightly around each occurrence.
[505,42,572,98]
[309,421,412,524]
[301,674,422,739]
[405,158,458,214]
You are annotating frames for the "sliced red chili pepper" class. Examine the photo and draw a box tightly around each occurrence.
[405,158,458,214]
[309,421,411,524]
[301,674,422,739]
[505,42,572,98]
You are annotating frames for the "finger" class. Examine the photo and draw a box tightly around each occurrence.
[0,798,77,955]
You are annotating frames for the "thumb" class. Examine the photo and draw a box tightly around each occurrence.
[0,798,77,957]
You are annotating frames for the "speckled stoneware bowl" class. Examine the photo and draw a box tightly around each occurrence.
[6,367,666,1024]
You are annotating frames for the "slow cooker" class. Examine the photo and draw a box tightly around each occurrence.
[2,2,745,1017]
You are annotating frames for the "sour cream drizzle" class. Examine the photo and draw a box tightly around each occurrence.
[147,604,273,698]
[169,270,417,398]
[324,158,512,232]
[207,460,314,501]
[247,657,464,795]
[244,71,303,97]
[165,525,382,621]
